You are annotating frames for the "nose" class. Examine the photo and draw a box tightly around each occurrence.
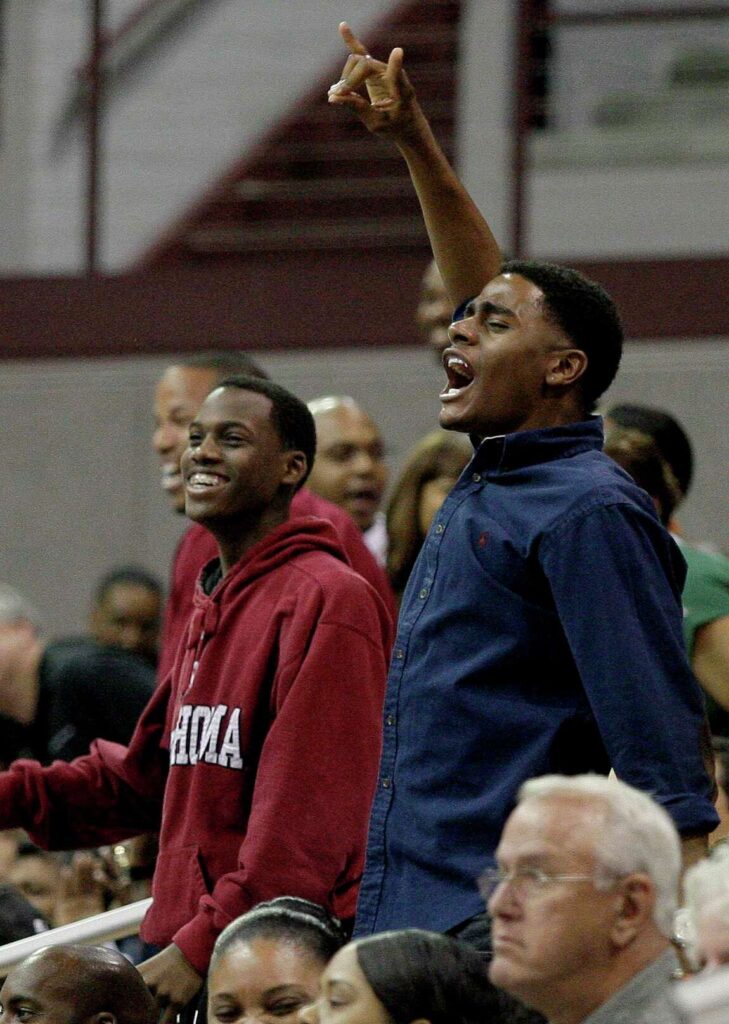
[350,448,378,476]
[447,316,476,347]
[191,432,221,462]
[487,876,520,919]
[117,624,144,652]
[298,1000,319,1024]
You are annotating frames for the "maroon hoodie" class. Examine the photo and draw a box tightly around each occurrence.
[158,488,397,681]
[0,516,390,974]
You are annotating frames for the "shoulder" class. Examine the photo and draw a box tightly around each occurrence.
[173,523,217,571]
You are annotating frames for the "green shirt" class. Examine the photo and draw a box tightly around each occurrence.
[679,541,729,656]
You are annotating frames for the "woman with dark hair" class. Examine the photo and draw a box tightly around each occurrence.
[300,929,501,1024]
[208,897,346,1024]
[386,432,471,600]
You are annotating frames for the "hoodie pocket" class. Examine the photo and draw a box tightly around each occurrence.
[144,844,209,944]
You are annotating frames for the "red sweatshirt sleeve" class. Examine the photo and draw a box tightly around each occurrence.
[172,580,388,973]
[0,676,171,849]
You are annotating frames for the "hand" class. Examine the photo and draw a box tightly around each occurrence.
[54,851,107,926]
[327,22,419,139]
[139,944,203,1024]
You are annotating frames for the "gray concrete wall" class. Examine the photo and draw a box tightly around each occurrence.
[2,338,728,638]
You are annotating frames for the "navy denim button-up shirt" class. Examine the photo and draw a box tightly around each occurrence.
[354,418,717,936]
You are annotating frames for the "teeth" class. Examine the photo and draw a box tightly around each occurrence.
[188,472,224,487]
[446,355,472,379]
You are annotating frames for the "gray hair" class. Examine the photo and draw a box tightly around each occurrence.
[0,584,42,631]
[683,843,729,936]
[518,774,681,937]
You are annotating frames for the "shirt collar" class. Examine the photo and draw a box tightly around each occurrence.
[471,417,604,473]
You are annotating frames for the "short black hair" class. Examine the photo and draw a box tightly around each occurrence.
[178,350,268,381]
[502,259,623,412]
[355,930,501,1024]
[606,403,693,498]
[216,375,316,490]
[94,566,163,605]
[210,897,346,972]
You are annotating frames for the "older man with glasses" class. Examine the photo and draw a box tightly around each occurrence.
[481,774,684,1024]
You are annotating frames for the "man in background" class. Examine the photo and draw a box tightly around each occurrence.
[90,566,162,668]
[0,945,155,1024]
[416,259,452,360]
[485,774,684,1023]
[307,396,390,566]
[0,583,154,765]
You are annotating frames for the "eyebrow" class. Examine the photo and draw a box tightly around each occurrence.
[189,419,253,432]
[476,300,516,318]
[325,979,357,994]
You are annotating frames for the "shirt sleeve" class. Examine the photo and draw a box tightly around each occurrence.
[0,674,170,848]
[540,499,718,836]
[681,546,729,655]
[171,586,388,974]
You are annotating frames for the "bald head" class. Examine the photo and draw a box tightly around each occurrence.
[0,945,155,1024]
[306,397,388,532]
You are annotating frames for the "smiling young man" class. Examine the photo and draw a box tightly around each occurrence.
[328,24,718,947]
[153,355,396,681]
[0,378,391,1023]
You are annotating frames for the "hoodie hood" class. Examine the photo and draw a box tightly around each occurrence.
[186,515,349,649]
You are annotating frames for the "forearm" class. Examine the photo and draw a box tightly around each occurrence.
[393,104,501,306]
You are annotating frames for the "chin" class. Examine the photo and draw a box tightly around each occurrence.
[438,409,468,434]
[488,957,526,999]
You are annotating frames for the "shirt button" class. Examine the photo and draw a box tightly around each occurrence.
[419,588,429,600]
[394,648,405,660]
[381,777,391,789]
[472,472,482,482]
[435,523,444,534]
[385,714,395,726]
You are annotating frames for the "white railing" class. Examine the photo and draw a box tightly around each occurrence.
[0,897,152,979]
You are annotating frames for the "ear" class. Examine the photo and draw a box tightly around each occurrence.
[280,450,308,489]
[610,873,656,949]
[545,348,587,389]
[86,1013,117,1024]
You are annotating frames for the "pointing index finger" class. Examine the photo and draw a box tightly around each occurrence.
[339,21,369,57]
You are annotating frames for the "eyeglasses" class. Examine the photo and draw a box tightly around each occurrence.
[478,865,598,902]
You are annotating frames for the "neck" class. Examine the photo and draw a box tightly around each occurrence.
[0,636,43,724]
[210,504,291,575]
[545,936,670,1024]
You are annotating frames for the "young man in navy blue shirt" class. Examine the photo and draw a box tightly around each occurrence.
[329,24,717,947]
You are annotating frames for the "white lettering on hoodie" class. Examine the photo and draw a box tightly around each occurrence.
[170,704,243,770]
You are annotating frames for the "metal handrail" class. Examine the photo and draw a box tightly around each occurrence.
[0,897,152,979]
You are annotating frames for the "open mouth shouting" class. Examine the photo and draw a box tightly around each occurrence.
[441,349,475,403]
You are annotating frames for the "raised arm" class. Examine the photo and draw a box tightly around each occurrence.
[328,22,501,307]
